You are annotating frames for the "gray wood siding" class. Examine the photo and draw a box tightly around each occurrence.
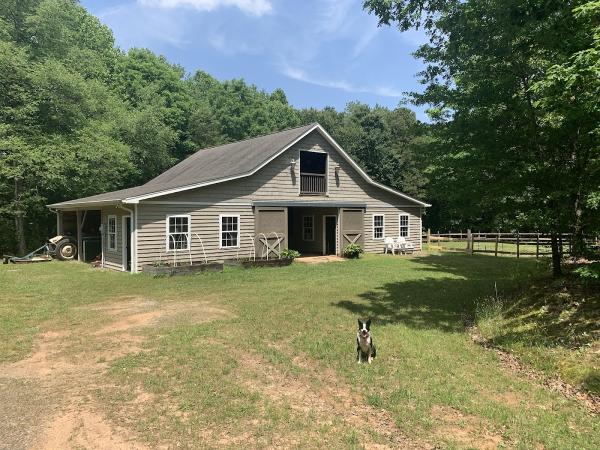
[135,204,255,270]
[363,207,422,253]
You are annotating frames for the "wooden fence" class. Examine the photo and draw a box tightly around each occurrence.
[422,230,582,258]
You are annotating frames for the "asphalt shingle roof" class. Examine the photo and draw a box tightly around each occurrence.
[49,123,317,208]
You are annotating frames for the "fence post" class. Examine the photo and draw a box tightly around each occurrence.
[559,234,564,257]
[427,228,431,246]
[536,233,540,259]
[516,231,520,258]
[495,234,499,257]
[467,229,473,254]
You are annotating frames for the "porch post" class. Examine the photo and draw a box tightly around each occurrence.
[56,210,63,236]
[76,210,82,262]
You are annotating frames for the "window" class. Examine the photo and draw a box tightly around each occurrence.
[220,215,240,248]
[107,215,117,250]
[300,150,327,194]
[300,150,327,174]
[302,216,314,241]
[373,215,384,240]
[166,215,190,251]
[399,214,409,237]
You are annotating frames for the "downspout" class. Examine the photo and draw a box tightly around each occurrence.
[117,204,135,273]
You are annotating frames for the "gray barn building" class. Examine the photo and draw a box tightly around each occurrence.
[49,123,430,272]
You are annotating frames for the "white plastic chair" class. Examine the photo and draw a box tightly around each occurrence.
[396,236,415,254]
[384,237,397,255]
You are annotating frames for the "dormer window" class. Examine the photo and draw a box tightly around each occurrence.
[300,150,327,195]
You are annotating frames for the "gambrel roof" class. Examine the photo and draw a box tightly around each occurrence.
[49,123,430,208]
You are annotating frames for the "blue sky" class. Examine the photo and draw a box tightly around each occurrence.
[81,0,429,120]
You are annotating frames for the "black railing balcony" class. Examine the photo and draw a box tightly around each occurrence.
[300,172,326,194]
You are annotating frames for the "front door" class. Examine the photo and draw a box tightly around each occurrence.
[324,216,337,255]
[123,216,131,271]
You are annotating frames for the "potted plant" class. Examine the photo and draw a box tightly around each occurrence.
[343,244,364,259]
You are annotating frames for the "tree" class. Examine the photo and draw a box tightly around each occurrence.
[364,0,600,276]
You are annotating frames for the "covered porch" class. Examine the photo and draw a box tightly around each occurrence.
[54,209,102,262]
[253,201,365,257]
[53,205,136,272]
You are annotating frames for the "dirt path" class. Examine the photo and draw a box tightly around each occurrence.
[0,297,229,450]
[229,343,431,449]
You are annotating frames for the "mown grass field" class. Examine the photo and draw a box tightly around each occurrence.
[1,253,598,449]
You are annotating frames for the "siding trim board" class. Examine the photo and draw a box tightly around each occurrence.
[144,201,252,206]
[253,200,366,208]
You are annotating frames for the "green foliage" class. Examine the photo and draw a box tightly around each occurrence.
[574,262,600,281]
[364,0,600,266]
[0,0,429,254]
[280,248,300,260]
[343,243,364,259]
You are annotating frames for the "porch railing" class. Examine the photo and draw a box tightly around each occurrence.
[300,173,326,194]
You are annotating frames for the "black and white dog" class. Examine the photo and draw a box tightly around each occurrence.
[356,318,376,364]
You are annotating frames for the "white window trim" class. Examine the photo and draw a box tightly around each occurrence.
[219,214,241,249]
[165,214,191,252]
[107,215,117,251]
[399,213,410,237]
[372,214,385,240]
[302,215,315,241]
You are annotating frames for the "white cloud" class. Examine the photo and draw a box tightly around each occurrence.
[280,64,402,98]
[352,25,378,58]
[138,0,273,16]
[98,4,191,48]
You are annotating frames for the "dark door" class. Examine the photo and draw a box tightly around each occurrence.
[125,217,132,271]
[324,216,337,255]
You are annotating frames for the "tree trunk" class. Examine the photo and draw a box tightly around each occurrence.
[550,232,562,278]
[14,177,26,255]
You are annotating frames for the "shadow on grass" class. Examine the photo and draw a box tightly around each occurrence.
[332,253,534,333]
[489,277,600,350]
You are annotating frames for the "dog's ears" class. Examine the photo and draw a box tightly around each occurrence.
[357,318,362,328]
[366,318,372,328]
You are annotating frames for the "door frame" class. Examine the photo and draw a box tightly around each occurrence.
[122,215,132,272]
[322,214,338,255]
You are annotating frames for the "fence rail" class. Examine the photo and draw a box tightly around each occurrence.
[422,230,598,258]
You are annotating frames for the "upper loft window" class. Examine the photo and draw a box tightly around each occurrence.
[300,150,327,195]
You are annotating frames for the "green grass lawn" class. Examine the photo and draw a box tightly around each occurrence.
[1,254,598,449]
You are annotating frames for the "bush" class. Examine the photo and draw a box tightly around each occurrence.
[281,248,300,260]
[152,260,170,267]
[574,262,600,282]
[343,244,364,259]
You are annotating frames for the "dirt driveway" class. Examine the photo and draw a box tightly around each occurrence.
[0,296,430,449]
[0,297,228,450]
